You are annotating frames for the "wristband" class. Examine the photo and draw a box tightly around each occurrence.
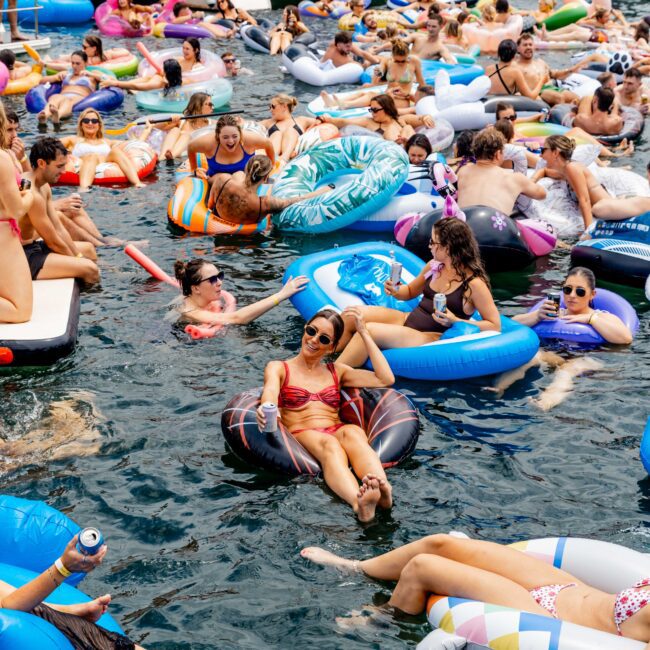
[19,155,27,164]
[272,294,280,306]
[55,557,72,578]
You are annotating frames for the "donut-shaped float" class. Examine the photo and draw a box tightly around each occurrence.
[168,176,270,235]
[151,19,231,39]
[360,59,484,86]
[25,78,125,114]
[269,136,409,233]
[94,0,158,37]
[338,9,409,30]
[282,46,363,86]
[16,0,93,24]
[137,46,226,82]
[530,288,639,344]
[240,24,316,54]
[57,140,157,186]
[221,385,420,475]
[134,77,233,113]
[462,14,523,53]
[298,0,367,19]
[2,64,42,96]
[46,54,138,79]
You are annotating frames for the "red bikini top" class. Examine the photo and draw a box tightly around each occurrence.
[277,361,341,410]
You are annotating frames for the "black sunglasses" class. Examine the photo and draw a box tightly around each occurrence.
[223,58,236,63]
[562,285,587,297]
[505,114,517,121]
[200,271,225,285]
[81,117,100,124]
[304,324,332,346]
[540,146,547,154]
[369,106,383,113]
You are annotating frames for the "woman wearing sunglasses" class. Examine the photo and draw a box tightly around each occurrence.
[256,307,395,523]
[173,258,308,326]
[489,266,633,410]
[44,35,131,72]
[60,109,145,190]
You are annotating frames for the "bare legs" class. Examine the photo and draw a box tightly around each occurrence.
[0,222,32,323]
[37,251,100,284]
[160,128,191,160]
[320,90,378,109]
[77,148,145,190]
[37,95,78,126]
[269,31,293,55]
[592,196,650,220]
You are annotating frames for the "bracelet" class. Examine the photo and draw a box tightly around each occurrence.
[19,155,27,164]
[54,557,72,578]
[75,252,83,258]
[272,294,280,306]
[588,311,597,325]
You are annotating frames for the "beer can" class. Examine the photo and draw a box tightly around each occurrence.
[390,261,402,285]
[547,291,561,317]
[77,527,104,556]
[261,402,278,433]
[434,293,447,313]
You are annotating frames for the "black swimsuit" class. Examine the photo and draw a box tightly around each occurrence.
[267,117,304,137]
[489,64,515,95]
[403,282,468,333]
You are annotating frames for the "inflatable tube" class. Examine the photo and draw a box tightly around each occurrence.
[2,65,42,96]
[25,82,124,115]
[57,141,157,186]
[221,385,420,475]
[424,537,649,650]
[298,0,367,18]
[46,54,138,79]
[183,290,237,339]
[134,77,233,112]
[152,20,230,39]
[284,241,539,380]
[641,417,650,475]
[137,47,226,82]
[240,24,316,54]
[462,14,523,53]
[168,176,270,235]
[549,104,644,144]
[543,0,588,30]
[94,0,153,37]
[571,211,650,287]
[338,9,409,30]
[530,288,639,344]
[14,0,93,24]
[360,59,484,86]
[270,136,409,233]
[282,46,363,86]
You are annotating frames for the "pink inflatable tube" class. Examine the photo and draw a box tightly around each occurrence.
[137,46,226,82]
[463,14,523,53]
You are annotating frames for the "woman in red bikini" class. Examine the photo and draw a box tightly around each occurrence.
[257,307,395,523]
[0,102,35,324]
[302,533,650,643]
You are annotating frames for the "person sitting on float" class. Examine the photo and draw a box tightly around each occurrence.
[111,0,154,31]
[404,132,432,164]
[257,307,395,522]
[488,266,633,410]
[486,38,548,99]
[561,87,623,137]
[100,58,182,93]
[171,4,236,40]
[336,218,501,368]
[43,35,131,71]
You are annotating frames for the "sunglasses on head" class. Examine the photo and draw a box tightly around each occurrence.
[81,117,100,124]
[304,324,332,346]
[562,285,587,297]
[200,270,225,285]
[369,106,383,113]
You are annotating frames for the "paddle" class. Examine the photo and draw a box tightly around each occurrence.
[104,109,245,136]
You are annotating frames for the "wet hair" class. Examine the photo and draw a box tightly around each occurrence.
[455,129,475,159]
[84,35,106,61]
[597,71,614,86]
[497,38,517,62]
[427,4,441,17]
[495,101,514,120]
[306,309,344,350]
[624,67,642,80]
[76,108,104,138]
[221,50,235,59]
[517,32,534,45]
[495,0,509,13]
[244,154,273,186]
[391,39,410,57]
[433,218,490,297]
[215,114,242,140]
[272,93,298,112]
[184,37,201,63]
[544,134,575,160]
[71,49,88,63]
[405,133,432,158]
[634,21,650,41]
[594,86,615,113]
[162,59,183,94]
[29,136,68,169]
[472,128,505,160]
[334,31,352,45]
[0,49,16,69]
[565,266,596,291]
[445,19,461,38]
[427,12,443,25]
[173,2,190,16]
[174,259,213,296]
[370,93,400,121]
[481,4,496,22]
[5,109,19,124]
[494,118,514,142]
[184,92,211,116]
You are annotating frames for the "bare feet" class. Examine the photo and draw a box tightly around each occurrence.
[300,547,359,572]
[164,149,174,161]
[320,90,337,108]
[76,594,111,623]
[363,473,392,509]
[356,475,380,522]
[38,110,47,125]
[49,103,60,125]
[134,181,145,188]
[11,31,31,42]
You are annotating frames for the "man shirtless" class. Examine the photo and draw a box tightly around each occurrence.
[457,129,546,215]
[320,31,378,68]
[568,87,623,136]
[403,15,456,63]
[615,68,648,115]
[19,138,100,284]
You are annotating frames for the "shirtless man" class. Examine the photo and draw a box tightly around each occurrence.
[568,87,623,136]
[457,129,546,216]
[615,68,648,115]
[321,31,378,68]
[20,138,100,284]
[403,15,456,63]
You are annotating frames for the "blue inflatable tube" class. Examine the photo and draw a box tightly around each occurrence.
[12,0,93,24]
[360,60,483,86]
[641,417,650,475]
[25,83,125,115]
[284,241,539,380]
[530,288,639,345]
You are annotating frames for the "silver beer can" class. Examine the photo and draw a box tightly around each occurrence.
[434,293,447,313]
[261,402,278,433]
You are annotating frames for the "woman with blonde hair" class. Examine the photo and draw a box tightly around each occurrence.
[60,109,145,190]
[0,102,35,324]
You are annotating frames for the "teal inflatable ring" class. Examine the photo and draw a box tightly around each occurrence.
[270,136,409,233]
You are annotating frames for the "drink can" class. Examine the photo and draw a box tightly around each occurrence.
[434,293,447,313]
[77,527,104,555]
[547,291,561,317]
[390,261,402,285]
[261,402,278,433]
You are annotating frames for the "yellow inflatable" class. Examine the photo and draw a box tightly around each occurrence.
[2,64,42,96]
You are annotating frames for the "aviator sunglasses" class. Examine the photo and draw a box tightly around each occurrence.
[304,325,332,346]
[562,285,587,297]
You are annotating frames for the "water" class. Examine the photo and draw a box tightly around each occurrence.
[1,6,650,648]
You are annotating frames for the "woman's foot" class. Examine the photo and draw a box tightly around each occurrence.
[320,90,337,108]
[300,547,359,572]
[134,181,145,188]
[362,473,392,509]
[68,594,112,623]
[356,475,381,522]
[164,149,174,161]
[37,110,47,125]
[49,104,60,125]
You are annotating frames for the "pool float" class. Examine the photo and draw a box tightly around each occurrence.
[534,37,601,50]
[543,71,601,98]
[419,536,649,650]
[0,278,80,366]
[282,45,363,86]
[445,43,482,65]
[571,211,650,287]
[401,206,556,271]
[270,136,409,233]
[46,53,139,79]
[298,0,369,19]
[94,0,162,37]
[137,46,226,83]
[151,18,232,39]
[57,140,157,186]
[360,59,484,86]
[13,0,93,24]
[462,14,523,53]
[284,241,539,380]
[513,122,592,156]
[542,0,588,30]
[0,495,124,647]
[167,176,270,235]
[221,385,420,475]
[338,9,412,30]
[25,75,125,115]
[641,417,650,475]
[134,78,233,112]
[529,288,638,344]
[240,24,316,54]
[1,63,42,96]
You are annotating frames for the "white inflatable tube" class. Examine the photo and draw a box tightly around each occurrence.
[282,51,364,86]
[433,69,491,111]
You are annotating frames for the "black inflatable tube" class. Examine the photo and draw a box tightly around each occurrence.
[221,387,421,476]
[570,245,650,287]
[404,206,535,272]
[484,96,549,114]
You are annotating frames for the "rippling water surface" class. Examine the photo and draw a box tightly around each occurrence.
[1,3,649,647]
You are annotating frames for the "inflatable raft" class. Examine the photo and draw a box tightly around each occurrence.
[25,79,125,115]
[360,59,484,86]
[0,279,80,367]
[284,241,539,381]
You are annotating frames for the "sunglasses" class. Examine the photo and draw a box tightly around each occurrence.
[200,271,225,285]
[429,238,440,247]
[81,118,100,124]
[369,106,383,113]
[269,103,278,109]
[223,58,236,63]
[504,114,517,121]
[304,324,332,346]
[562,285,587,297]
[540,146,548,154]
